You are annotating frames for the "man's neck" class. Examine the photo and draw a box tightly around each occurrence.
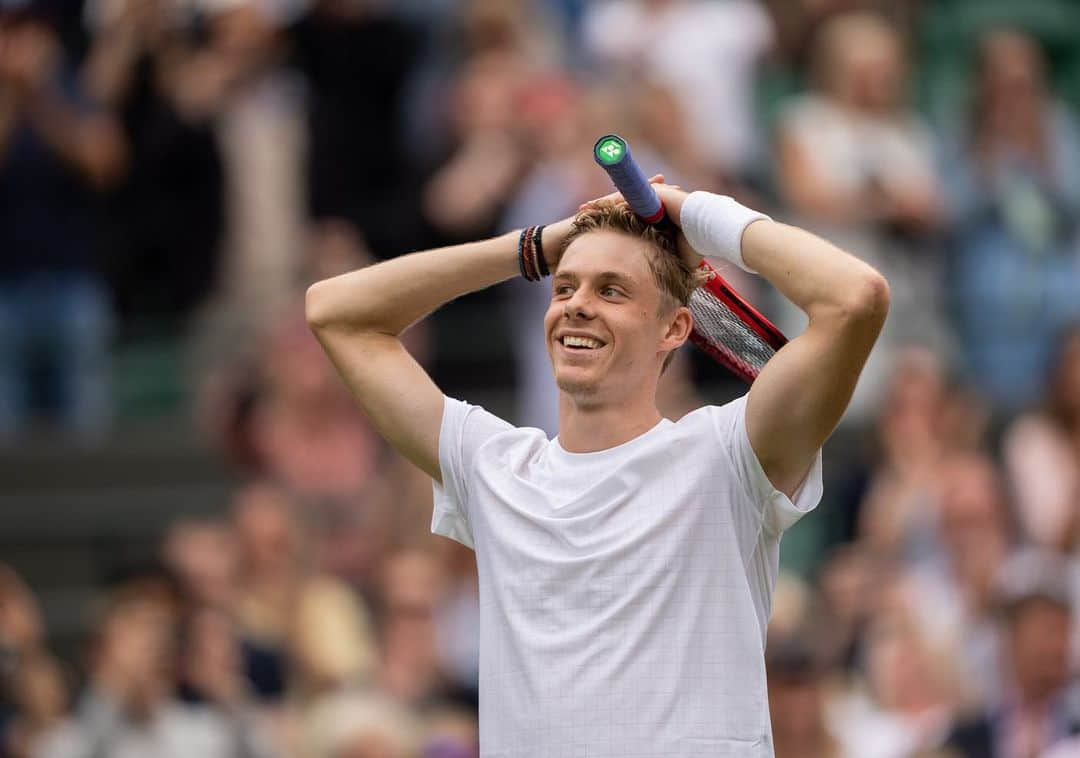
[557,395,664,453]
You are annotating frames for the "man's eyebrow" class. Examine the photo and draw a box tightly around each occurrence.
[595,271,636,288]
[552,270,637,288]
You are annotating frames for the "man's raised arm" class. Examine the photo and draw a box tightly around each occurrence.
[736,220,889,497]
[655,186,890,499]
[305,222,570,482]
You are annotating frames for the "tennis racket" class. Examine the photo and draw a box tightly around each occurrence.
[592,134,787,383]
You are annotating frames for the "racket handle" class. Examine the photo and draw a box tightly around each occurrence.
[592,134,669,227]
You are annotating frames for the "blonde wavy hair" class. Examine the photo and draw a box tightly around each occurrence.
[556,201,709,312]
[555,201,709,371]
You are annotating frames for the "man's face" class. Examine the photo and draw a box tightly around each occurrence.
[544,230,674,405]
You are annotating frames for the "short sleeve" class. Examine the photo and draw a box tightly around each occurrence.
[713,394,824,535]
[431,396,514,550]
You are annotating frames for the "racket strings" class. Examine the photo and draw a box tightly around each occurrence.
[688,288,778,380]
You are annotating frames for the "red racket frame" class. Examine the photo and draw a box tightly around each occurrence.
[689,260,788,384]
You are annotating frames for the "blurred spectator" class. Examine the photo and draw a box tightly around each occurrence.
[430,540,479,702]
[300,689,423,758]
[761,0,921,73]
[207,0,307,327]
[777,10,940,230]
[944,29,1080,412]
[767,570,813,640]
[375,550,467,709]
[198,218,381,475]
[830,345,991,552]
[230,482,312,673]
[2,650,69,758]
[162,516,295,703]
[829,615,960,757]
[452,0,562,62]
[162,517,239,611]
[410,0,571,247]
[924,453,1012,657]
[1002,324,1080,553]
[582,0,775,180]
[420,700,478,758]
[36,576,276,758]
[0,1,126,438]
[766,637,842,758]
[288,575,377,698]
[410,0,569,244]
[292,0,421,255]
[0,563,45,659]
[775,11,949,422]
[249,307,381,500]
[944,578,1080,757]
[419,48,532,242]
[177,607,251,709]
[863,450,1014,702]
[627,79,732,196]
[855,347,953,558]
[230,482,379,699]
[401,0,564,166]
[197,219,409,586]
[0,563,58,758]
[805,544,878,674]
[83,0,225,330]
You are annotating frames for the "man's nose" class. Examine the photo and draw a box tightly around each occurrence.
[563,289,595,319]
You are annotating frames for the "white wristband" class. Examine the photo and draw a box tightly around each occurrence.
[680,191,771,273]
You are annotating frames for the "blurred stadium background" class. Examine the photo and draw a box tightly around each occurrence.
[3,0,1080,756]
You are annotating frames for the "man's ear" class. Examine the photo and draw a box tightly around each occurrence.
[660,306,693,352]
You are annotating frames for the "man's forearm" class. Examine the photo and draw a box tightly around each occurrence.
[660,187,888,324]
[740,220,889,323]
[307,230,524,336]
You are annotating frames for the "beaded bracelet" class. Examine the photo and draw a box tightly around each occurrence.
[518,228,538,281]
[517,225,550,281]
[524,226,539,281]
[533,225,549,277]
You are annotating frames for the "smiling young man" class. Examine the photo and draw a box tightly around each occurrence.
[306,177,889,757]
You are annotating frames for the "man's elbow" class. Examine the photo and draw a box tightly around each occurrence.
[816,270,890,331]
[305,280,332,331]
[850,271,890,325]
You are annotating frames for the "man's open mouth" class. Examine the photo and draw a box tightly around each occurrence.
[560,335,605,350]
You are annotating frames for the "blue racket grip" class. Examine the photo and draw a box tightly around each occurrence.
[592,134,668,226]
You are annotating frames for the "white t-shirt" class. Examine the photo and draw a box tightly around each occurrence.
[432,393,824,758]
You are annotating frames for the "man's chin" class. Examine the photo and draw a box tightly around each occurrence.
[555,369,601,398]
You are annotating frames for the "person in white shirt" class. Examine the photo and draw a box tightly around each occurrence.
[306,175,889,757]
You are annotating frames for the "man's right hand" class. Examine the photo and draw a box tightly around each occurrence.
[539,217,575,272]
[570,175,704,271]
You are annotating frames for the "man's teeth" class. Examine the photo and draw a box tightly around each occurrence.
[563,336,603,349]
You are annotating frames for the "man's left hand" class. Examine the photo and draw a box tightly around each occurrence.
[577,174,702,270]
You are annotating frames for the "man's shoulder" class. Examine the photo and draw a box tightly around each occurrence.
[444,396,546,454]
[673,395,748,434]
[444,396,515,433]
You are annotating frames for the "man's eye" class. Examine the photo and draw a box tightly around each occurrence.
[601,287,622,297]
[553,285,573,297]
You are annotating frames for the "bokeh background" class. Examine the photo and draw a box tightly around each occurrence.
[3,0,1080,756]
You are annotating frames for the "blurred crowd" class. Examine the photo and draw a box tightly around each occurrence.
[3,0,1080,756]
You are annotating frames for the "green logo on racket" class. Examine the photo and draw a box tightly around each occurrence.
[594,136,626,165]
